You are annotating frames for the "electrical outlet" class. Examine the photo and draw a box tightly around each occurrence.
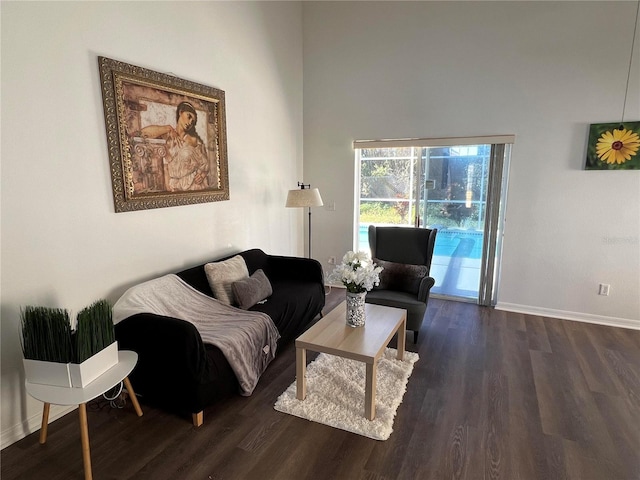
[598,283,610,296]
[328,256,336,265]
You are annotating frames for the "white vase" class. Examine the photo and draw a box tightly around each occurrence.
[346,291,366,327]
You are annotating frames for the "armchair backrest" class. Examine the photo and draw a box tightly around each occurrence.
[368,226,437,273]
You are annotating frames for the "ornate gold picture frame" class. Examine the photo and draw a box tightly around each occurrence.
[98,56,229,212]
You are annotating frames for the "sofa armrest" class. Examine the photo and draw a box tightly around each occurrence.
[418,276,436,303]
[266,255,325,285]
[115,313,210,389]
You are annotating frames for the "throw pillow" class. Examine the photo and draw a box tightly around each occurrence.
[374,258,428,295]
[232,269,273,310]
[204,255,249,305]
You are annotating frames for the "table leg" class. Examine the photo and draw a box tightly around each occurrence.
[296,347,307,400]
[123,377,143,417]
[39,402,50,444]
[397,316,406,361]
[365,362,377,420]
[78,403,92,480]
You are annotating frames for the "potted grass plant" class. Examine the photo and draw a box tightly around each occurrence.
[69,299,117,387]
[21,306,75,387]
[21,300,118,388]
[73,299,115,363]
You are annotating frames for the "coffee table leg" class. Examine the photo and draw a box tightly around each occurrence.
[365,362,377,420]
[78,403,92,480]
[397,316,406,361]
[296,347,306,400]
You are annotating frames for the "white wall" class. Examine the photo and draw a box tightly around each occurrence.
[303,1,640,328]
[1,1,303,448]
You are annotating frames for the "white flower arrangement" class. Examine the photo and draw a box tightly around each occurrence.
[327,251,383,293]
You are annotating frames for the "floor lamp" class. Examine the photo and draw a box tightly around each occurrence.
[286,182,323,258]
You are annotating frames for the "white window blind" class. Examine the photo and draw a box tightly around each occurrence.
[353,135,515,149]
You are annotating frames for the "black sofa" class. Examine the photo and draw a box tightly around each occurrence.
[114,249,325,426]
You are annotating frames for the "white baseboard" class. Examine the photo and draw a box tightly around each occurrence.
[495,302,640,331]
[1,404,76,450]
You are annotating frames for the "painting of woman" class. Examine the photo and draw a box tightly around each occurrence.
[139,102,211,191]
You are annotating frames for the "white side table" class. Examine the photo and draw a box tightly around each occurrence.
[25,350,143,480]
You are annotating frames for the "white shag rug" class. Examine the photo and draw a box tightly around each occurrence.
[274,348,419,441]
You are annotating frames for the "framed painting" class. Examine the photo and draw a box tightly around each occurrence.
[98,56,229,212]
[585,121,640,170]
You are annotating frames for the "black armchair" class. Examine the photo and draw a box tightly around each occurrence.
[365,225,437,343]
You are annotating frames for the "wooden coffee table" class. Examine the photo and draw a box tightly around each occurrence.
[295,301,406,420]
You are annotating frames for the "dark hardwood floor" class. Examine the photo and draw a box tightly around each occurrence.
[3,291,639,480]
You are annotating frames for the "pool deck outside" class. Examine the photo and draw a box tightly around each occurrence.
[430,255,480,299]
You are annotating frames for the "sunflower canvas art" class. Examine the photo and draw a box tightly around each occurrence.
[585,122,640,170]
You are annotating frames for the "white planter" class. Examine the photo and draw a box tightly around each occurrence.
[23,359,72,388]
[69,342,118,388]
[23,341,119,388]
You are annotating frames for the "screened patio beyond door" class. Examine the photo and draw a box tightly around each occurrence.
[354,135,514,305]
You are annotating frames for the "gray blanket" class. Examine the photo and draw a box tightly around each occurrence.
[113,274,280,396]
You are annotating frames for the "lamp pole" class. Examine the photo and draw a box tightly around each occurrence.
[308,207,312,259]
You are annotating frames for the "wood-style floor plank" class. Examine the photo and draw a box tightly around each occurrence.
[3,293,639,480]
[524,314,553,353]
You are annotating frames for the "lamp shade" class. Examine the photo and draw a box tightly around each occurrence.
[285,188,323,208]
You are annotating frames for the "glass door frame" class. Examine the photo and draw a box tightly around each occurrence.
[354,135,514,306]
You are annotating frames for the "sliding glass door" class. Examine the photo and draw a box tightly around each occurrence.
[355,137,512,305]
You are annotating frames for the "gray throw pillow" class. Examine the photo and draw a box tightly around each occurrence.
[204,255,249,305]
[232,269,273,310]
[374,258,428,295]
